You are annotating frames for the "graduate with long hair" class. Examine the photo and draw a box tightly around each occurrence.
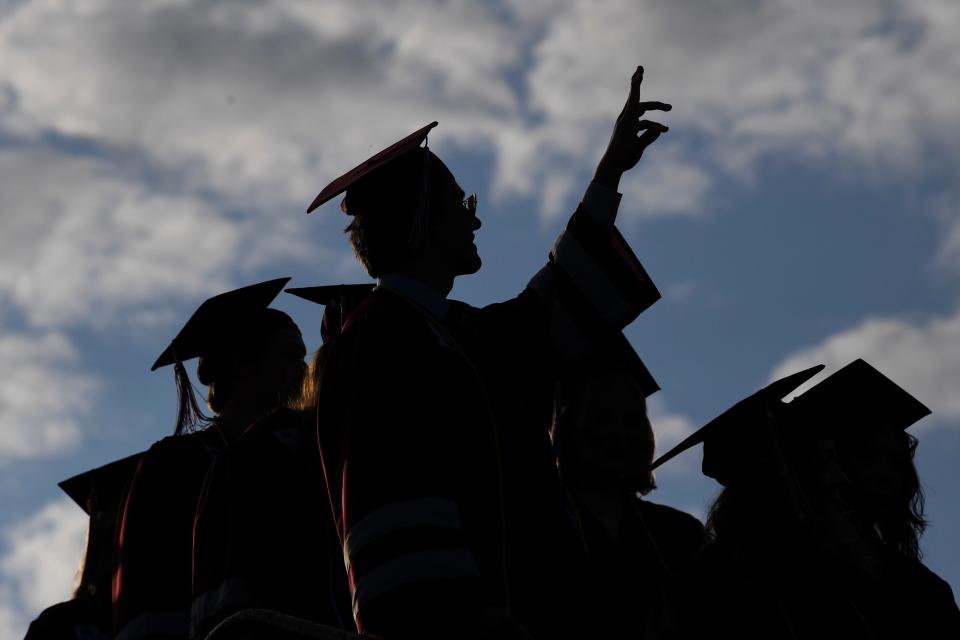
[792,359,960,639]
[188,285,372,639]
[113,279,306,640]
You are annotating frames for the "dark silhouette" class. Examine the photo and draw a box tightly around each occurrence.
[551,355,706,639]
[25,454,142,640]
[186,285,374,640]
[311,65,669,639]
[648,365,874,639]
[790,359,960,639]
[190,346,354,638]
[652,361,960,639]
[113,279,306,640]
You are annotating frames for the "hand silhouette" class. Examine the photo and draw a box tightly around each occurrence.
[594,66,671,191]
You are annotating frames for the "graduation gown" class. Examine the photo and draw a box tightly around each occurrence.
[113,428,226,640]
[24,598,110,640]
[190,408,351,639]
[573,495,706,638]
[846,545,960,640]
[319,196,659,638]
[654,535,960,640]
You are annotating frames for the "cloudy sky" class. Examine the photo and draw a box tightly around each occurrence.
[1,0,958,634]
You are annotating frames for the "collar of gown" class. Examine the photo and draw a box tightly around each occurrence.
[378,273,451,321]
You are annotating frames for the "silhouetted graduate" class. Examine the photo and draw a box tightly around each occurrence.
[189,287,373,639]
[790,359,960,639]
[648,365,880,639]
[311,66,668,639]
[650,363,960,639]
[25,454,142,640]
[113,279,306,640]
[551,348,705,639]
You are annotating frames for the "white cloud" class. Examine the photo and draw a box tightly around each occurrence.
[618,150,714,220]
[0,0,956,339]
[1,0,957,224]
[0,498,88,636]
[0,0,524,209]
[0,331,99,460]
[509,0,960,215]
[538,172,577,220]
[770,309,960,427]
[0,149,320,328]
[0,599,21,640]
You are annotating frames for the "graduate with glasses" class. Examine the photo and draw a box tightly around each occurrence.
[311,66,669,639]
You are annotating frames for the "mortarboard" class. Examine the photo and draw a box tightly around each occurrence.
[151,278,297,436]
[650,364,825,485]
[790,358,931,436]
[286,283,376,343]
[59,452,144,516]
[152,278,292,371]
[609,331,659,398]
[306,122,439,214]
[563,331,660,399]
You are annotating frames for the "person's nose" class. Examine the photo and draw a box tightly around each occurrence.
[471,214,481,231]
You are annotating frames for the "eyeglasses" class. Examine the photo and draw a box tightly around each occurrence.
[463,193,478,215]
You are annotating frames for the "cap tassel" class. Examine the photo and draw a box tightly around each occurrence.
[173,353,212,436]
[408,141,432,249]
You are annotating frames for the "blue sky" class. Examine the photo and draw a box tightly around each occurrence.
[1,0,958,634]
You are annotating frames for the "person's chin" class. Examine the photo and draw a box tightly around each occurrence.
[458,249,482,275]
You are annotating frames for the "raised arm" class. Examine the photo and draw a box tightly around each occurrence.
[517,66,669,381]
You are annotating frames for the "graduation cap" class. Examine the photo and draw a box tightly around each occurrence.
[650,364,825,485]
[151,278,297,435]
[59,452,144,516]
[285,283,376,343]
[562,331,660,398]
[306,122,452,251]
[791,359,931,437]
[608,332,659,398]
[151,278,293,371]
[306,122,438,214]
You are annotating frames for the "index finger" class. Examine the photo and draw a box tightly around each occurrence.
[626,66,644,107]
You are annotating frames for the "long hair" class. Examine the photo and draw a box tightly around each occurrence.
[704,409,828,547]
[73,506,122,606]
[173,359,214,436]
[291,345,330,417]
[875,431,927,560]
[173,308,299,436]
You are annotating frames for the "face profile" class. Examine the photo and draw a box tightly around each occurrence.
[429,176,482,277]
